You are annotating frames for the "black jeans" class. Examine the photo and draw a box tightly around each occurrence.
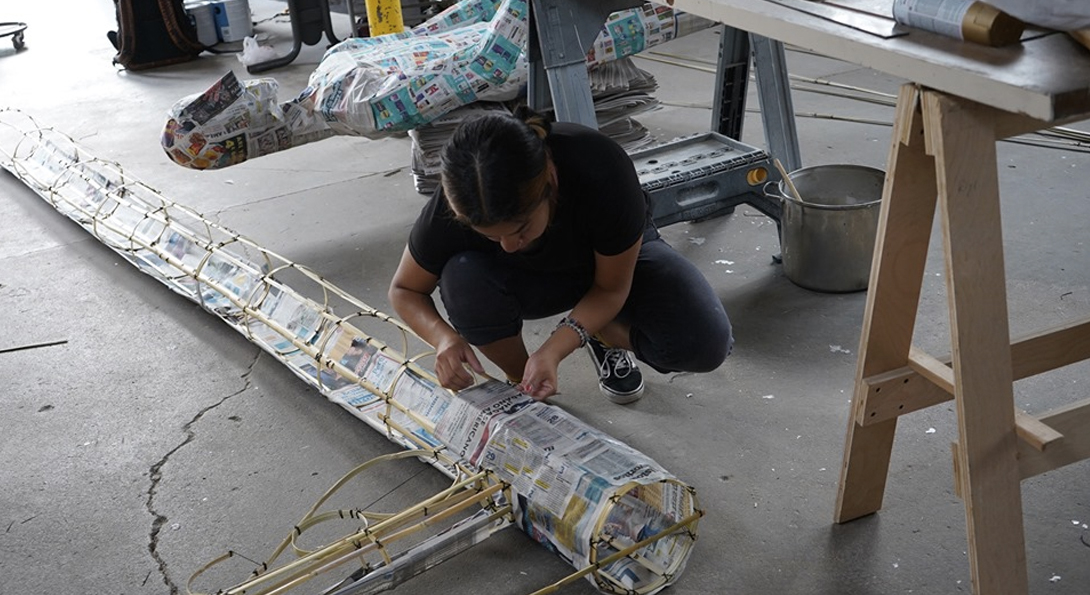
[437,237,733,374]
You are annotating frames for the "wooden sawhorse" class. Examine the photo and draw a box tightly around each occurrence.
[834,83,1090,595]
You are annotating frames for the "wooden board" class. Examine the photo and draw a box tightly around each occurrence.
[670,0,1090,121]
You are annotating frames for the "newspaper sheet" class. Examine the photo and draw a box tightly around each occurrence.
[434,380,534,465]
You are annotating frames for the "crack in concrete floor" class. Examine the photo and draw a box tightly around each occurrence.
[144,350,262,594]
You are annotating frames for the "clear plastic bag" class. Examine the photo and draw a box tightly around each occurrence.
[236,36,279,66]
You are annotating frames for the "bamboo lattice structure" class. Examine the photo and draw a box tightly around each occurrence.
[0,109,704,595]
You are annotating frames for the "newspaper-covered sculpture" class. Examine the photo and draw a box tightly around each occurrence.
[1,109,704,595]
[161,0,712,170]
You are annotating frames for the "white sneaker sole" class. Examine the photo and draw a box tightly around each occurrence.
[600,383,644,405]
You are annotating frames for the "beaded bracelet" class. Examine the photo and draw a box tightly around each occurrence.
[555,316,589,347]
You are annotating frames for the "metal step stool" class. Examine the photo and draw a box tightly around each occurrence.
[633,131,782,230]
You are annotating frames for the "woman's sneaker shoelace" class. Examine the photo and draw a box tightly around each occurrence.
[586,336,644,404]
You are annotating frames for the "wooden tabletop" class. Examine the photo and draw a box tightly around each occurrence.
[668,0,1090,122]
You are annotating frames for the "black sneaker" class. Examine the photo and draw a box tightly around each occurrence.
[585,337,644,404]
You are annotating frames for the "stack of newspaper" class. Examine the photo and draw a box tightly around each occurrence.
[408,57,660,195]
[407,102,512,195]
[589,57,660,153]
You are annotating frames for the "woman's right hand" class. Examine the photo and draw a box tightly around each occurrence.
[390,247,483,391]
[434,334,485,391]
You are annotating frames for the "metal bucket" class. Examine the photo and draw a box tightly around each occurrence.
[774,164,885,293]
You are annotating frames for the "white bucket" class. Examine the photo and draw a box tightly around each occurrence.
[185,1,219,47]
[211,0,253,43]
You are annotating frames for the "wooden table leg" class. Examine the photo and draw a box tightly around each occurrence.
[835,85,938,522]
[925,90,1027,595]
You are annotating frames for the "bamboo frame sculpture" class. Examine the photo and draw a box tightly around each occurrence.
[0,109,704,595]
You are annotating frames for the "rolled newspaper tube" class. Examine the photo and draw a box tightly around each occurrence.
[0,109,703,595]
[892,0,1025,46]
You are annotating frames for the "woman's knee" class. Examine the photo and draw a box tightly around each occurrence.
[439,252,501,310]
[633,307,733,374]
[676,312,733,372]
[438,252,519,339]
[439,252,492,292]
[688,312,733,372]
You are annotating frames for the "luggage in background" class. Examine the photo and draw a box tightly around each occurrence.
[108,0,206,70]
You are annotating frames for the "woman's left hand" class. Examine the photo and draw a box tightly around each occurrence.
[520,348,561,400]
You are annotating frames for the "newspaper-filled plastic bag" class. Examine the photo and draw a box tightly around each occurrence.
[162,0,714,170]
[303,4,528,137]
[162,72,335,170]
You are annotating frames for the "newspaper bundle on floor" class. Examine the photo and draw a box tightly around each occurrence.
[1,109,702,595]
[161,0,712,170]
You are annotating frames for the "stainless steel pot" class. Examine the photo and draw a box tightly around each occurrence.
[771,164,885,293]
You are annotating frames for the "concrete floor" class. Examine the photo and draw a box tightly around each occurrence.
[2,2,1089,594]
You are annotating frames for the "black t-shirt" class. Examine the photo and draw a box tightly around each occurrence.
[408,122,651,276]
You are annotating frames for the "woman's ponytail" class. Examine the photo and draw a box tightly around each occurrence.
[512,104,551,140]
